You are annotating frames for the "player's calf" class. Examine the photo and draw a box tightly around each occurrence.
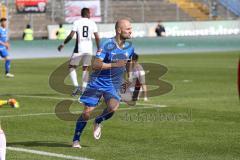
[93,100,119,140]
[72,106,95,147]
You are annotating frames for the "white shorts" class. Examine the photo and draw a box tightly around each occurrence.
[69,53,93,67]
[0,130,6,160]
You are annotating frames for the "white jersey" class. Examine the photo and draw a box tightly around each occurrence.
[72,18,98,54]
[129,63,146,85]
[0,129,6,160]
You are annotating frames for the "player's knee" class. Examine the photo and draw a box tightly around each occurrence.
[3,57,10,61]
[69,65,77,69]
[81,113,89,120]
[82,111,92,120]
[82,66,88,71]
[108,105,119,112]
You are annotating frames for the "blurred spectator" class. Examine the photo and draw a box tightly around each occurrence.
[155,21,166,37]
[22,24,34,41]
[56,24,66,40]
[210,0,218,20]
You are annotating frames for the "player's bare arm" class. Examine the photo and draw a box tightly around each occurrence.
[122,59,134,90]
[0,41,9,49]
[94,32,100,51]
[58,31,75,52]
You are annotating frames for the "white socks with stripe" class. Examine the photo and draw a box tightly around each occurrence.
[69,68,79,87]
[82,70,89,92]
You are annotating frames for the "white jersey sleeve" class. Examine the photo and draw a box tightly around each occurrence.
[72,21,78,32]
[92,21,98,33]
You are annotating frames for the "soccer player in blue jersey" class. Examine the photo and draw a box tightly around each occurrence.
[0,18,14,78]
[72,19,134,148]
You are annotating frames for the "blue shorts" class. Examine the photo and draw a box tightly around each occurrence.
[80,85,121,107]
[0,49,9,58]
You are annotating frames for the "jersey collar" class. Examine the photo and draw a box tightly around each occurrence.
[112,37,126,50]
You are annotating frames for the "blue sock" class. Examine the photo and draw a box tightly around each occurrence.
[5,60,11,74]
[73,114,87,142]
[95,108,115,124]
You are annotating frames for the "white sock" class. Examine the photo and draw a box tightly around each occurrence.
[82,70,89,91]
[0,129,6,160]
[69,68,79,87]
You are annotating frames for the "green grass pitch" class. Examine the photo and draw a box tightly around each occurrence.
[0,52,239,160]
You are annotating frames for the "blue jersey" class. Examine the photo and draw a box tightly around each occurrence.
[89,38,134,90]
[0,27,8,50]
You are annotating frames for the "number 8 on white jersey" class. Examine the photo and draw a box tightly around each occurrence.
[72,18,98,54]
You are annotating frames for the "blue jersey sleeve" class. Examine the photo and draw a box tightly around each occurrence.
[96,42,107,60]
[0,28,7,43]
[95,38,113,60]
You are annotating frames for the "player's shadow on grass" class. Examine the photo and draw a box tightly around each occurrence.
[7,141,90,148]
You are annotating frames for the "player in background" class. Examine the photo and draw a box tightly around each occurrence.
[129,53,148,101]
[22,24,34,41]
[72,18,134,148]
[0,98,19,108]
[122,53,148,102]
[0,98,19,159]
[56,24,66,40]
[0,99,19,159]
[0,18,14,78]
[58,8,100,96]
[0,124,6,160]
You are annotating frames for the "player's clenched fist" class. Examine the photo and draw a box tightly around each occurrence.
[58,44,64,52]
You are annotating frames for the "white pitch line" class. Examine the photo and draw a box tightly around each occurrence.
[15,94,166,108]
[0,105,166,118]
[16,95,76,101]
[0,112,78,118]
[7,147,93,160]
[0,95,167,118]
[182,79,192,83]
[136,103,167,108]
